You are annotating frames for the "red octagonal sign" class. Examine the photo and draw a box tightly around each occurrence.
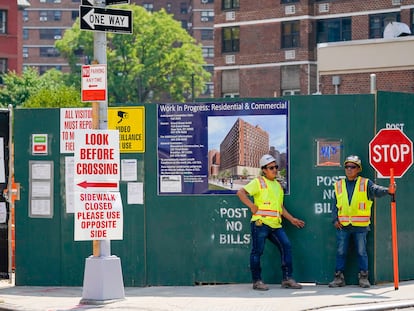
[369,128,413,178]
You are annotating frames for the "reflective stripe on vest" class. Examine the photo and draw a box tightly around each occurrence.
[255,209,280,217]
[338,216,370,223]
[258,177,267,189]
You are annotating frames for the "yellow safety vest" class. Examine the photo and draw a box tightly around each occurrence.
[250,176,283,228]
[334,177,372,227]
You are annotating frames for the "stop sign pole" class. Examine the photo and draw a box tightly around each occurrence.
[369,128,413,290]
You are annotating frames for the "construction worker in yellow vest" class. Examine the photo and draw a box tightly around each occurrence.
[237,154,305,291]
[329,155,395,288]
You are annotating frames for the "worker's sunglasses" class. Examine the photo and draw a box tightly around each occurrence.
[344,165,358,169]
[266,165,278,170]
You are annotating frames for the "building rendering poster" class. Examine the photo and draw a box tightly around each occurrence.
[157,100,289,195]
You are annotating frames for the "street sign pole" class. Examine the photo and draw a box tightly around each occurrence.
[390,168,399,290]
[80,0,124,304]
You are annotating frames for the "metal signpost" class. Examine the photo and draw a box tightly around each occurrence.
[78,0,132,304]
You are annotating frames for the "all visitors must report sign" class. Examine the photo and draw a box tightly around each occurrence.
[74,130,123,240]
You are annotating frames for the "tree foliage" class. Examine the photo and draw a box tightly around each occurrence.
[0,68,85,108]
[56,4,210,103]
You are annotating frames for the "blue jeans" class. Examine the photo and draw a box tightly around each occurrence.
[335,229,368,272]
[250,222,293,282]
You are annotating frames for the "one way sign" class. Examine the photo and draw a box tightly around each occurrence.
[80,6,132,34]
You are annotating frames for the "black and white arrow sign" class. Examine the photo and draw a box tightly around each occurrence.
[80,5,132,34]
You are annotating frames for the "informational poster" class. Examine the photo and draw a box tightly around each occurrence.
[29,161,54,218]
[157,100,289,195]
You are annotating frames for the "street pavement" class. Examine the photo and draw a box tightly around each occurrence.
[1,275,414,311]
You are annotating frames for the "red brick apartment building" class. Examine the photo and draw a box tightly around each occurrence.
[0,0,30,78]
[214,0,414,97]
[21,0,214,98]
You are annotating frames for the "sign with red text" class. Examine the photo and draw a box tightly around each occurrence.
[369,128,413,178]
[74,191,123,240]
[81,64,107,102]
[74,130,120,191]
[60,108,93,153]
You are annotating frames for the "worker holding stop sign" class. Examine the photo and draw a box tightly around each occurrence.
[329,155,395,289]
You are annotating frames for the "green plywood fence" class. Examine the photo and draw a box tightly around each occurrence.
[13,92,414,286]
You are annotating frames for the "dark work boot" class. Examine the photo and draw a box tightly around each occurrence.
[328,271,346,288]
[358,271,371,288]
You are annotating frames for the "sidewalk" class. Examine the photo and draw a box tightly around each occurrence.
[1,276,414,311]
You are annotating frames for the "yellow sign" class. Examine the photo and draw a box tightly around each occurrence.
[108,107,145,153]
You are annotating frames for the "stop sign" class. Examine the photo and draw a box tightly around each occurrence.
[369,128,413,177]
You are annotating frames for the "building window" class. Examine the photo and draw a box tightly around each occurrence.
[201,29,214,40]
[202,47,214,58]
[23,47,29,58]
[179,20,187,29]
[72,10,79,20]
[411,9,414,34]
[180,2,188,14]
[0,58,7,84]
[281,65,300,95]
[201,11,214,22]
[222,70,239,97]
[317,18,351,43]
[369,13,400,38]
[203,83,214,96]
[222,27,239,52]
[281,0,299,3]
[202,0,214,3]
[23,29,29,40]
[0,10,7,34]
[281,21,300,48]
[39,29,61,40]
[203,64,214,75]
[54,11,62,21]
[40,11,48,22]
[166,3,172,12]
[23,11,29,22]
[143,3,154,12]
[40,47,60,57]
[222,0,239,10]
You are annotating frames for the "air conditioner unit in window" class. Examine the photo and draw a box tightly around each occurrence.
[319,3,329,13]
[225,55,235,64]
[285,50,296,60]
[225,11,235,21]
[392,0,401,5]
[201,17,209,22]
[285,5,295,15]
[23,17,28,21]
[40,16,47,21]
[201,0,208,3]
[23,53,29,58]
[54,35,62,40]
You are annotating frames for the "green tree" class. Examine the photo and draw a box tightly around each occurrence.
[23,69,85,108]
[56,4,210,103]
[0,68,85,108]
[0,68,40,107]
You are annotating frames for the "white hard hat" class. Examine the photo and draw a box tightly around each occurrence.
[344,155,362,169]
[259,154,276,168]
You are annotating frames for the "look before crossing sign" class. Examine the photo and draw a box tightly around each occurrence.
[74,130,123,241]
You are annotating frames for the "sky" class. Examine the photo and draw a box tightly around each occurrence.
[207,115,287,153]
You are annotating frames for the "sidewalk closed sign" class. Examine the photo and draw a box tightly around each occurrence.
[73,130,123,241]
